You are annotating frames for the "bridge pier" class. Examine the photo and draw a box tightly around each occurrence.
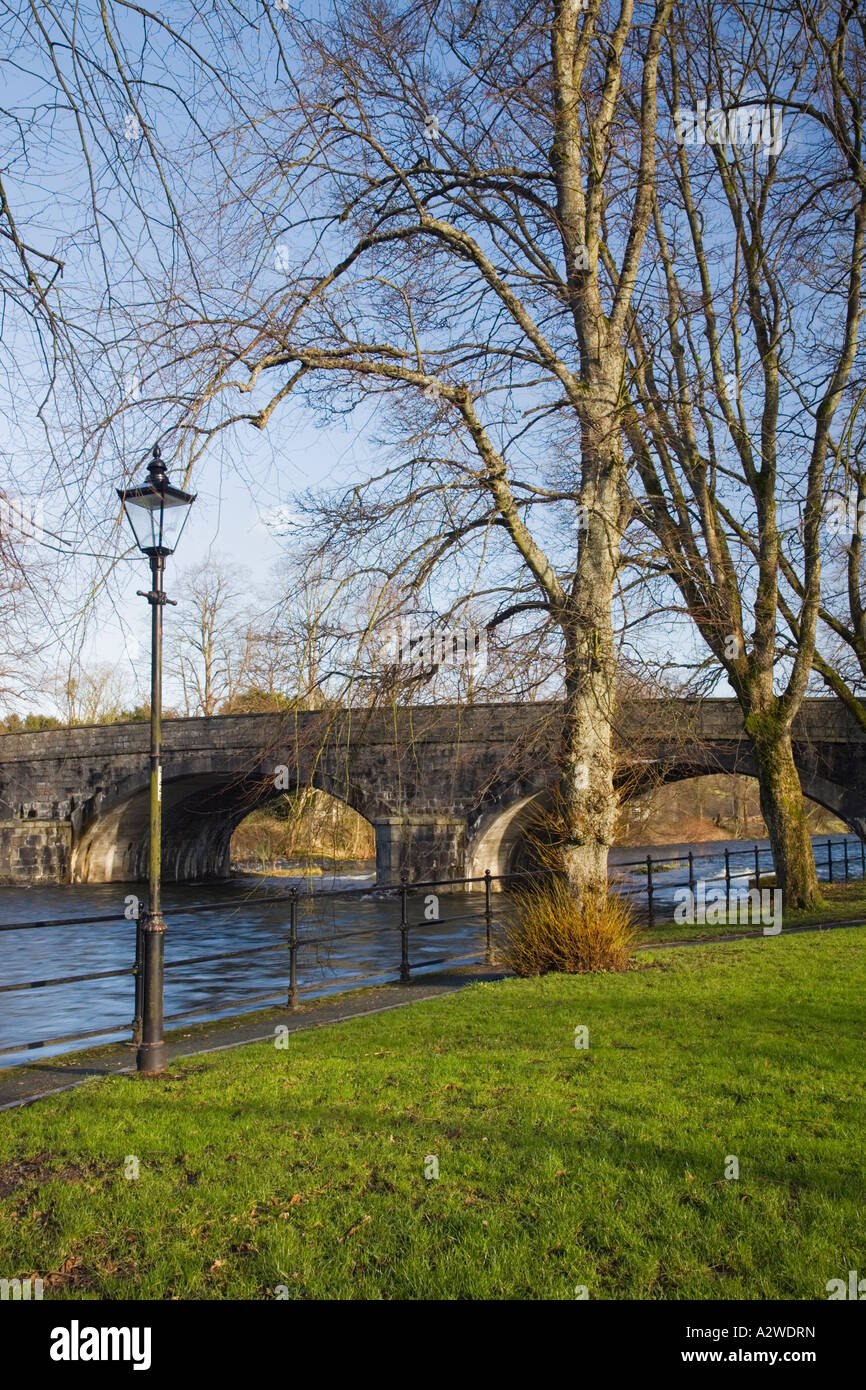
[373,814,467,885]
[845,816,866,845]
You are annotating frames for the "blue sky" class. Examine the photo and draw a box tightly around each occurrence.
[2,1,843,716]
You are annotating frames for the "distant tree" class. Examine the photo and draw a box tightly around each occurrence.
[167,558,257,717]
[116,703,151,723]
[0,711,62,732]
[58,663,135,726]
[219,687,295,715]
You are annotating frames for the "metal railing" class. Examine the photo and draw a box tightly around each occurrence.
[0,869,508,1059]
[611,834,866,928]
[2,835,863,1060]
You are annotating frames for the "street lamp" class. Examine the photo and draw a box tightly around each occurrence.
[118,444,195,1074]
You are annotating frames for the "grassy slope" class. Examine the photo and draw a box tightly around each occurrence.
[1,930,863,1301]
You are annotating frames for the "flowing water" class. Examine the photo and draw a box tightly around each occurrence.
[0,862,489,1066]
[611,832,862,911]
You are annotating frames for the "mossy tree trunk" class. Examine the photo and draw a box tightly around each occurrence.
[745,708,821,909]
[201,0,674,914]
[546,0,671,904]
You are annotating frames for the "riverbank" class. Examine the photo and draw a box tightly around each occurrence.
[643,876,866,942]
[4,864,865,1070]
[4,893,866,1108]
[1,926,862,1299]
[0,962,509,1110]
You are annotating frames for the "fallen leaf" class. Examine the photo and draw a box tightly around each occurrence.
[342,1214,372,1241]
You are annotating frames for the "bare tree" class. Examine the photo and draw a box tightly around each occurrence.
[152,0,675,902]
[778,380,866,732]
[167,558,257,717]
[621,0,866,905]
[0,1,266,687]
[56,661,134,725]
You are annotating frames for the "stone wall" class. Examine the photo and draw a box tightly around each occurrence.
[0,820,72,885]
[374,815,467,883]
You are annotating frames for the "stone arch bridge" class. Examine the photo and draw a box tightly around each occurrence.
[0,699,863,887]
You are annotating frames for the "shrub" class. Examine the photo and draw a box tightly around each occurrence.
[503,878,637,976]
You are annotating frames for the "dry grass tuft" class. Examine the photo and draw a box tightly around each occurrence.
[503,878,637,976]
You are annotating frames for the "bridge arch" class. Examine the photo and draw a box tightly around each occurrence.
[468,794,552,881]
[466,761,862,885]
[3,700,865,886]
[71,761,384,883]
[621,759,863,839]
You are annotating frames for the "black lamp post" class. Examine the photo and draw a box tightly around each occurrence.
[118,444,196,1074]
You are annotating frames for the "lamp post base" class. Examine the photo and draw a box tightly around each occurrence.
[136,1040,168,1075]
[136,908,167,1075]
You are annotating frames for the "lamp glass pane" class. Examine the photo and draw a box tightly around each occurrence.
[156,492,193,552]
[121,487,193,553]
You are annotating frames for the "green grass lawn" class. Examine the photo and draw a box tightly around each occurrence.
[1,929,863,1300]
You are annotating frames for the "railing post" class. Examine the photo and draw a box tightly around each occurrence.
[754,844,760,888]
[827,838,834,884]
[724,848,731,913]
[646,855,654,930]
[844,836,850,882]
[288,886,299,1009]
[688,850,696,896]
[484,869,493,963]
[399,871,410,984]
[132,906,144,1046]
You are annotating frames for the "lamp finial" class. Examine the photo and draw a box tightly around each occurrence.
[147,443,168,487]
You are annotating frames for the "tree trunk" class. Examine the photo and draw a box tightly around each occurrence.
[557,397,625,906]
[745,709,821,909]
[559,651,618,904]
